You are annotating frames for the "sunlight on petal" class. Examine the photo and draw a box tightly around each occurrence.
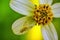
[30,0,39,6]
[26,24,43,40]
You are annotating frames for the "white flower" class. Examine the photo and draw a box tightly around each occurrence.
[10,0,60,40]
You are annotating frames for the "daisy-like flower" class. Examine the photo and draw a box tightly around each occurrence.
[10,0,60,40]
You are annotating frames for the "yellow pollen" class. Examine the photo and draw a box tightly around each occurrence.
[33,4,53,25]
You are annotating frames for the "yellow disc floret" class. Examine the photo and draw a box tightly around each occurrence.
[33,4,53,25]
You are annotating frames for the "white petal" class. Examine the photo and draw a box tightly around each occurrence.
[42,25,53,40]
[52,3,60,18]
[42,26,50,40]
[10,0,34,15]
[39,0,52,5]
[42,23,58,40]
[12,17,36,35]
[48,23,58,40]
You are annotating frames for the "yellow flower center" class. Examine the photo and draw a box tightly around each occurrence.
[33,4,53,25]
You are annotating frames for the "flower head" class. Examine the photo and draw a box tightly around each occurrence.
[10,0,60,40]
[33,4,53,25]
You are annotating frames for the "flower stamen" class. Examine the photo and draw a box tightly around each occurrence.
[33,4,53,25]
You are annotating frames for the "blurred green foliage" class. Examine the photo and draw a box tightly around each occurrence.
[0,0,60,40]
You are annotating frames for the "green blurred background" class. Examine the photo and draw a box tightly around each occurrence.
[0,0,60,40]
